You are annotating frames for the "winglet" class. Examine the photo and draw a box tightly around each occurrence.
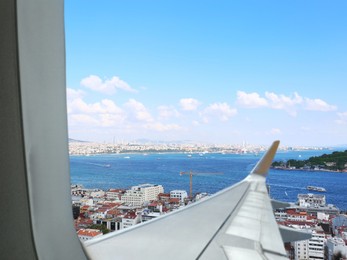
[250,140,280,176]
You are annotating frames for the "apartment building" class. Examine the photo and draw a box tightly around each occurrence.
[121,184,164,207]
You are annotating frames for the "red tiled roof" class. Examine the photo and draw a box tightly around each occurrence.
[104,202,121,207]
[281,220,316,227]
[123,211,137,219]
[108,189,125,193]
[158,193,170,197]
[107,209,120,216]
[77,229,102,237]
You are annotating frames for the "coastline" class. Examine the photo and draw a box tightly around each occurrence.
[271,166,347,174]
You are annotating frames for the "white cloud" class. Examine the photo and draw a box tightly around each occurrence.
[67,94,186,133]
[67,98,92,114]
[144,122,182,131]
[68,98,124,115]
[202,102,237,122]
[66,88,85,101]
[265,91,303,109]
[236,90,336,116]
[100,99,124,114]
[336,111,347,125]
[236,91,268,108]
[265,91,303,116]
[192,120,200,126]
[68,114,99,126]
[270,128,282,135]
[304,98,337,112]
[157,105,180,120]
[80,75,137,95]
[67,96,126,127]
[300,126,311,131]
[99,113,126,127]
[125,99,154,122]
[179,98,201,111]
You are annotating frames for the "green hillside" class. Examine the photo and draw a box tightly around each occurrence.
[272,150,347,171]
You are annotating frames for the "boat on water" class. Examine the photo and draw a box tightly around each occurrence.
[306,186,326,192]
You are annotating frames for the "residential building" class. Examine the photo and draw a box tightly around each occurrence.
[308,227,326,260]
[121,184,164,207]
[89,189,105,198]
[77,228,103,242]
[170,190,188,203]
[121,211,142,229]
[105,189,124,201]
[297,194,339,215]
[298,194,326,207]
[294,237,309,260]
[326,237,347,260]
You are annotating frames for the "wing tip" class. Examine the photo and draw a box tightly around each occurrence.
[251,140,280,176]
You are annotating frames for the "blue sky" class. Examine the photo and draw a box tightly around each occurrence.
[65,1,347,146]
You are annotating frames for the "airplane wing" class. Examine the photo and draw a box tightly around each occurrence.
[84,141,289,259]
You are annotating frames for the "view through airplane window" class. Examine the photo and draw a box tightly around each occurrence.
[65,1,347,258]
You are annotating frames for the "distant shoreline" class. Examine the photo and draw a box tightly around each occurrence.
[271,166,347,174]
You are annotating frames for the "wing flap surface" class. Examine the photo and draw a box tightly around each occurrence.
[85,182,249,260]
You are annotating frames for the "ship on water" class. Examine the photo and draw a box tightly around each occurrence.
[306,186,326,192]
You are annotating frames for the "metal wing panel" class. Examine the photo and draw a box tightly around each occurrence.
[85,181,250,260]
[211,176,287,259]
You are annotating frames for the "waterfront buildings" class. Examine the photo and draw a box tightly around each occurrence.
[297,193,340,215]
[298,194,326,208]
[121,184,164,207]
[273,193,346,259]
[71,184,347,259]
[68,140,322,156]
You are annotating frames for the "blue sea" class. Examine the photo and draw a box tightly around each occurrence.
[69,149,347,210]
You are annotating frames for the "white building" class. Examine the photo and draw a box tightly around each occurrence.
[77,228,103,242]
[105,190,122,201]
[326,237,347,260]
[121,211,142,229]
[121,184,164,207]
[287,211,310,222]
[298,194,326,207]
[170,190,188,202]
[89,189,105,198]
[308,227,326,260]
[292,226,326,260]
[332,215,347,235]
[317,212,329,221]
[274,209,287,221]
[294,238,309,260]
[80,198,94,206]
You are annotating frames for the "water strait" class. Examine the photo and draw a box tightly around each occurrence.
[70,149,347,211]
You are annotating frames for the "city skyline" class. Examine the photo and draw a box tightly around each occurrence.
[65,1,347,146]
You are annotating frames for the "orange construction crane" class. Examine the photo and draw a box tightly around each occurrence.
[179,170,223,198]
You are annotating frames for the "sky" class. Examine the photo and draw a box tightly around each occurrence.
[65,1,347,147]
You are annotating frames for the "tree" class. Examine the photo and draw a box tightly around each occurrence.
[88,224,110,234]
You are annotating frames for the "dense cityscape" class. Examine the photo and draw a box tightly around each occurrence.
[68,140,327,156]
[69,141,347,259]
[71,182,347,260]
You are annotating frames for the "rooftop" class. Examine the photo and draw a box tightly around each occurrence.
[77,228,102,237]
